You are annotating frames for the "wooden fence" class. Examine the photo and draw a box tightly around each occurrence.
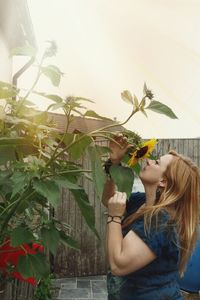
[54,138,200,277]
[0,280,35,300]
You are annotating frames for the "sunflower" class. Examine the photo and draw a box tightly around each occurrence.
[128,139,157,167]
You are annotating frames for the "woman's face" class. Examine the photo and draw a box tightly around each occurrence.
[139,154,173,185]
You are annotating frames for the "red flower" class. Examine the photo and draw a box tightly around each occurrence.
[0,239,44,285]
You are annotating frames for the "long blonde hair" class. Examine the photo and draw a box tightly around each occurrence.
[123,150,200,275]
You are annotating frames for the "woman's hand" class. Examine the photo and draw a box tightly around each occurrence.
[108,191,127,217]
[109,133,132,164]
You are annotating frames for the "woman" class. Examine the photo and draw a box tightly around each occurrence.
[102,135,200,300]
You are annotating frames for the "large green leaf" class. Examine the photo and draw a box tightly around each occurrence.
[110,165,134,198]
[47,102,65,111]
[10,46,37,57]
[62,132,75,147]
[33,180,61,207]
[0,170,12,185]
[54,177,82,190]
[146,100,178,119]
[10,171,28,199]
[0,146,16,164]
[33,92,63,103]
[132,163,141,176]
[71,189,100,239]
[88,147,106,200]
[10,226,34,246]
[17,252,50,280]
[0,137,30,146]
[42,65,63,86]
[59,230,80,250]
[17,255,33,278]
[0,81,17,99]
[41,225,60,255]
[84,110,113,121]
[32,111,48,125]
[68,134,93,160]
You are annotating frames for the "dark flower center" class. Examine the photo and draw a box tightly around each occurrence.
[135,146,148,158]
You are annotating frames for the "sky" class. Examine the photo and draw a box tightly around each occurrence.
[18,0,200,138]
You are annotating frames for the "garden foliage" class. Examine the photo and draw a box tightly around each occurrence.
[0,42,177,285]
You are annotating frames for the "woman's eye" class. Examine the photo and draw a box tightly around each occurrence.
[155,160,159,165]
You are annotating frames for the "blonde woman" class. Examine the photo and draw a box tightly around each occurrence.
[102,136,200,300]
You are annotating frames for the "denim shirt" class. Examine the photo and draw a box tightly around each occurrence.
[107,192,183,300]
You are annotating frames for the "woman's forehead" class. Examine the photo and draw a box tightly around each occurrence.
[160,154,173,165]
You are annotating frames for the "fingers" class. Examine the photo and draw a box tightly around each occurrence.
[113,132,128,146]
[109,191,127,204]
[114,132,128,141]
[108,191,127,216]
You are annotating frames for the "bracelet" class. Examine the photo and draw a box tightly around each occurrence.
[107,220,121,224]
[107,215,122,225]
[107,215,122,219]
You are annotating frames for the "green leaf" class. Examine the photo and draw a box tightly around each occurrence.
[10,226,34,246]
[146,100,178,119]
[71,189,100,239]
[33,92,63,103]
[33,180,61,207]
[10,46,37,57]
[143,82,148,94]
[110,165,134,198]
[84,110,113,121]
[0,137,30,146]
[10,171,28,199]
[95,145,111,155]
[132,163,141,176]
[140,98,146,109]
[17,252,50,280]
[71,96,94,103]
[59,230,80,250]
[32,111,48,125]
[0,146,16,164]
[140,108,148,118]
[41,225,60,255]
[68,134,93,160]
[54,177,82,190]
[47,102,65,111]
[0,81,17,99]
[17,255,33,278]
[121,90,133,105]
[42,65,63,86]
[62,132,75,146]
[88,147,106,200]
[134,95,139,109]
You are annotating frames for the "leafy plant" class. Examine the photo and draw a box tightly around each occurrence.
[0,41,177,285]
[34,274,53,300]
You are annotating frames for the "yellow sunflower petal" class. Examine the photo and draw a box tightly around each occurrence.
[139,139,157,160]
[128,139,157,167]
[128,155,138,167]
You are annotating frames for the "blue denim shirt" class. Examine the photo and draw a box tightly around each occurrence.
[107,192,183,300]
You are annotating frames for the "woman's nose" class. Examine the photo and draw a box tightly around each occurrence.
[146,159,151,165]
[146,159,153,165]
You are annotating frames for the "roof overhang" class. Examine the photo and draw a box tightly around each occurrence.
[0,0,37,49]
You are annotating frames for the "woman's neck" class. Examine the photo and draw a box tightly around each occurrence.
[144,185,157,206]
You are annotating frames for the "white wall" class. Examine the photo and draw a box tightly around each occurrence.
[0,29,12,82]
[132,176,145,193]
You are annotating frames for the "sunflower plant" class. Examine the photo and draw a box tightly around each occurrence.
[0,41,177,290]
